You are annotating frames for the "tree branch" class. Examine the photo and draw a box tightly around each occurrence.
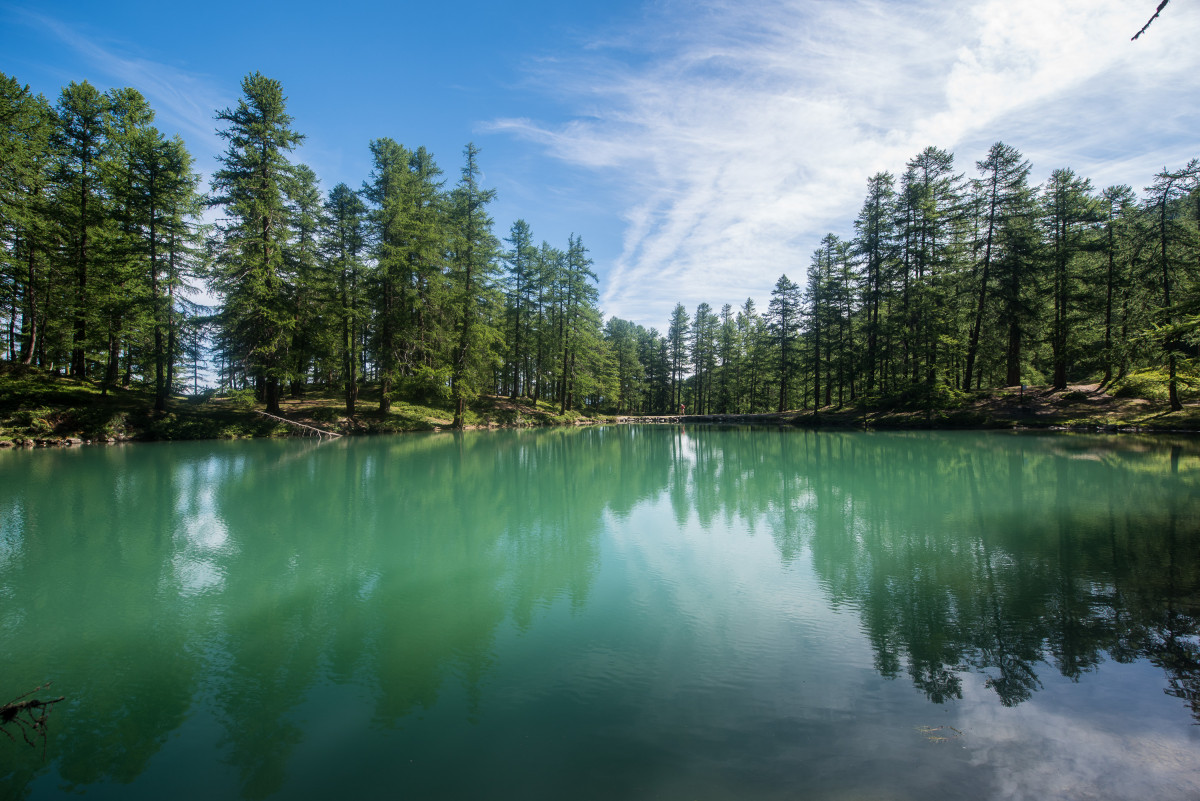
[2,684,65,760]
[1132,0,1170,40]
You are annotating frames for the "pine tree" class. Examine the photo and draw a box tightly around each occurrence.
[964,143,1032,391]
[690,302,716,413]
[283,164,323,396]
[321,183,368,414]
[0,74,56,365]
[97,87,156,391]
[1098,185,1137,385]
[666,303,690,412]
[1042,168,1097,389]
[1145,161,1200,410]
[853,172,895,394]
[604,317,645,413]
[448,143,499,428]
[557,233,598,414]
[209,72,304,414]
[55,81,109,378]
[127,127,202,410]
[768,274,802,412]
[897,147,964,392]
[361,137,409,412]
[159,136,204,403]
[716,303,737,413]
[503,218,536,398]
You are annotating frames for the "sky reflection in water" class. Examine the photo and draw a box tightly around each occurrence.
[1,428,1198,800]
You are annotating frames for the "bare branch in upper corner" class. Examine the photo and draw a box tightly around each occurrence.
[1132,0,1170,40]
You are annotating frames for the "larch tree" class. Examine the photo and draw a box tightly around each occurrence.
[97,87,156,392]
[157,135,204,406]
[897,147,963,391]
[128,127,202,410]
[716,303,737,413]
[1042,168,1096,390]
[964,142,1032,391]
[1145,161,1199,411]
[321,183,368,415]
[209,72,305,415]
[503,218,536,398]
[852,172,895,394]
[55,81,109,378]
[0,74,57,365]
[557,233,599,414]
[666,302,690,412]
[285,163,323,396]
[690,302,716,414]
[362,137,412,412]
[768,274,802,412]
[448,143,499,428]
[1098,185,1137,385]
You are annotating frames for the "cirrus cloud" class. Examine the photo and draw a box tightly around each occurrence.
[493,0,1200,328]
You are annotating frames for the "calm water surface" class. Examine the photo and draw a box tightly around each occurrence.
[1,427,1199,800]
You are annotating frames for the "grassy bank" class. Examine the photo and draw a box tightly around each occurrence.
[0,367,608,446]
[1,366,1197,446]
[780,379,1200,432]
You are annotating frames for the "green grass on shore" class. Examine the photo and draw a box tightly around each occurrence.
[0,366,607,445]
[1,365,1197,446]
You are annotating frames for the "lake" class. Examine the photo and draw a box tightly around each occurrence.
[1,427,1199,799]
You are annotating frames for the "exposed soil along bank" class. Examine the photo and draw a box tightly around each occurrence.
[2,371,1198,446]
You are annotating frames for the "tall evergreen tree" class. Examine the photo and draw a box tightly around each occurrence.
[768,274,802,412]
[666,303,690,411]
[503,218,536,398]
[529,241,563,404]
[321,183,368,414]
[716,303,737,413]
[448,143,499,428]
[362,137,410,412]
[1098,185,1137,385]
[1042,168,1096,389]
[285,163,324,396]
[0,74,56,366]
[853,172,896,393]
[97,87,156,391]
[557,233,599,414]
[897,147,964,391]
[964,142,1032,390]
[1145,161,1199,410]
[690,302,716,414]
[208,72,304,414]
[126,127,202,410]
[56,81,109,377]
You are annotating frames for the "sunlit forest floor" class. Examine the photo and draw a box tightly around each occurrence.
[785,380,1200,431]
[1,366,1197,446]
[0,366,603,445]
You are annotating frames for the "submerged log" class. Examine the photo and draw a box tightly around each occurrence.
[255,411,342,438]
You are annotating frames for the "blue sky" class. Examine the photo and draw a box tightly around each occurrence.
[3,0,1198,330]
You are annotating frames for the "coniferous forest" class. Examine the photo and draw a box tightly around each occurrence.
[3,70,1199,428]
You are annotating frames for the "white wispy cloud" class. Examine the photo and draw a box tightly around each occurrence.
[955,676,1200,800]
[493,0,1200,328]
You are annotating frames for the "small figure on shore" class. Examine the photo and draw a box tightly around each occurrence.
[678,402,686,416]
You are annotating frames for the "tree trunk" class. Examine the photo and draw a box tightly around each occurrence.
[1006,320,1021,388]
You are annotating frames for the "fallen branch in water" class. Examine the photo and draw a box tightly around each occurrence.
[255,410,342,438]
[2,683,65,759]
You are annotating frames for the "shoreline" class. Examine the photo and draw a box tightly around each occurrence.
[4,413,1198,449]
[3,373,1198,447]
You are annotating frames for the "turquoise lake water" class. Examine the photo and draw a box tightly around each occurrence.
[1,427,1198,799]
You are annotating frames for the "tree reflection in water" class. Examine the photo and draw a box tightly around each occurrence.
[0,428,1196,798]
